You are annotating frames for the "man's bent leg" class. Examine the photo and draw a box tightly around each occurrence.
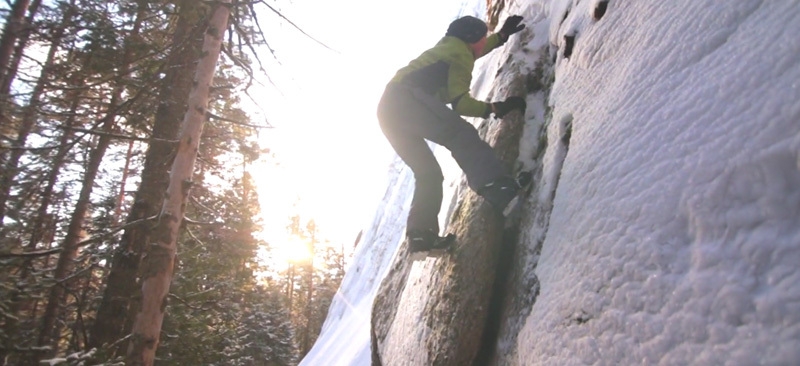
[442,124,508,190]
[405,88,508,192]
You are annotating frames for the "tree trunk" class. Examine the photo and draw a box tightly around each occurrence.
[287,264,295,311]
[301,228,316,355]
[114,140,135,222]
[34,2,147,360]
[89,0,205,352]
[126,2,230,364]
[0,0,32,94]
[0,0,72,230]
[0,0,41,99]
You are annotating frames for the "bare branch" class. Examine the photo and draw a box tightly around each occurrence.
[220,44,256,87]
[206,110,272,129]
[83,215,160,247]
[168,292,201,310]
[258,0,339,54]
[183,216,224,226]
[184,227,205,247]
[57,126,180,144]
[190,195,216,215]
[247,1,279,63]
[0,247,62,259]
[0,113,108,155]
[55,262,97,285]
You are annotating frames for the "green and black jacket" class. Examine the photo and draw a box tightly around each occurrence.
[390,33,503,118]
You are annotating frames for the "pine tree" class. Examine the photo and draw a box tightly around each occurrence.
[89,0,207,353]
[280,215,348,359]
[36,1,150,357]
[0,0,74,231]
[127,3,231,363]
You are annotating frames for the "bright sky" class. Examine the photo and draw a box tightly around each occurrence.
[246,0,484,264]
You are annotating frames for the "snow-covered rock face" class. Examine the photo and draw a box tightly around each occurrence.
[301,0,800,364]
[517,0,800,364]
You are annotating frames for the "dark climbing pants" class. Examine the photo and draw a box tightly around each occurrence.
[377,83,507,234]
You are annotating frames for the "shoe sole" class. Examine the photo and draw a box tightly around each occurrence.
[502,196,520,217]
[409,250,429,261]
[409,248,448,261]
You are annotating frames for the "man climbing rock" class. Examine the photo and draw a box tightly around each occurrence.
[377,15,527,258]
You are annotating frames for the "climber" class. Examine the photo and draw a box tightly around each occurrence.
[377,15,527,257]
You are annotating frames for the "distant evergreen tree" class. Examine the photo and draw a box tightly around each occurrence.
[226,288,298,366]
[281,215,347,359]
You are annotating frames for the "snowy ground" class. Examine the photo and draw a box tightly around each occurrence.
[301,0,800,364]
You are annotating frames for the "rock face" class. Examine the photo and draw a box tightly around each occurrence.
[369,0,800,365]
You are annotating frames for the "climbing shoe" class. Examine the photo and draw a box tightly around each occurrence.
[407,229,456,261]
[479,176,521,217]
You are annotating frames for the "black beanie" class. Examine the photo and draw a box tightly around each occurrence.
[446,16,488,44]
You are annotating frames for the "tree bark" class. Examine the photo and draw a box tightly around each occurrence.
[89,0,205,352]
[114,140,135,222]
[126,2,230,364]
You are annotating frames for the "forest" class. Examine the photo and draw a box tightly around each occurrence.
[0,1,346,364]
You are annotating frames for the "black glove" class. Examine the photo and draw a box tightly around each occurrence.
[492,96,526,118]
[499,15,525,41]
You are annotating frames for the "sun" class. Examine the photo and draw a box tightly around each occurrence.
[256,234,313,273]
[279,236,313,263]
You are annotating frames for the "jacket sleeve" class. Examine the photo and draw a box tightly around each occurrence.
[444,39,495,117]
[451,92,491,117]
[476,33,503,59]
[446,55,491,117]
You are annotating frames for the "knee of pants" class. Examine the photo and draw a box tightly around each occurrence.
[446,124,482,149]
[415,167,444,186]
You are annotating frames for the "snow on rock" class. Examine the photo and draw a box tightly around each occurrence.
[299,157,414,365]
[515,0,800,364]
